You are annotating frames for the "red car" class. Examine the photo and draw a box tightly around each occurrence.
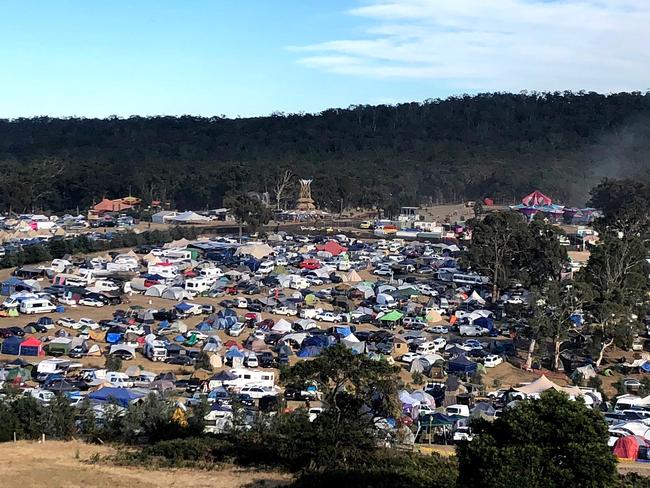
[299,259,321,270]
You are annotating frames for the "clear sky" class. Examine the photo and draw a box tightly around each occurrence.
[1,0,648,118]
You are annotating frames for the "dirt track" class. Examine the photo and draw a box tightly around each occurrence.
[0,440,292,488]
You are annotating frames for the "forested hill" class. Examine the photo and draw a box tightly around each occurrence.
[1,91,650,213]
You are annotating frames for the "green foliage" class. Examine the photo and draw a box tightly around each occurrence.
[2,93,650,213]
[411,371,424,385]
[42,394,76,440]
[457,390,617,488]
[104,355,122,372]
[194,352,213,372]
[223,193,272,234]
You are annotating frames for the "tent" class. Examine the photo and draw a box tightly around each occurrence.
[271,319,292,334]
[613,435,650,461]
[346,270,362,283]
[1,336,23,355]
[316,240,347,256]
[88,387,146,408]
[297,345,323,358]
[235,243,274,259]
[522,190,553,207]
[19,337,43,356]
[173,211,210,223]
[514,375,584,397]
[379,310,403,323]
[162,287,192,301]
[447,355,478,374]
[144,284,166,297]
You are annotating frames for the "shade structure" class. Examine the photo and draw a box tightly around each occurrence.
[447,354,478,374]
[522,190,552,207]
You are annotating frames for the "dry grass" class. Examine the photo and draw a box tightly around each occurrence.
[0,440,292,488]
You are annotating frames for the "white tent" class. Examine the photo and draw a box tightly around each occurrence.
[465,290,486,305]
[271,319,292,333]
[173,212,209,224]
[346,270,362,283]
[235,243,274,259]
[162,286,192,301]
[144,284,166,297]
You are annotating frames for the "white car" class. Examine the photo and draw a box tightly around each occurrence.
[57,317,78,328]
[228,322,246,337]
[77,318,100,330]
[78,297,104,307]
[272,306,298,316]
[452,426,473,442]
[58,297,78,306]
[484,354,504,368]
[427,325,449,334]
[244,355,258,368]
[240,385,279,399]
[305,276,325,286]
[373,268,392,276]
[432,337,447,351]
[308,407,323,422]
[315,312,343,323]
[400,352,421,364]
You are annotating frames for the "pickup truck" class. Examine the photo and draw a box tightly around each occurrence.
[272,306,297,316]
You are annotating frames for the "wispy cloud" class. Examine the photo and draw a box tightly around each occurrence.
[292,0,650,92]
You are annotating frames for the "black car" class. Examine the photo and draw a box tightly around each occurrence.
[42,285,66,297]
[247,302,263,313]
[186,378,202,393]
[165,355,195,366]
[243,285,261,295]
[235,393,255,407]
[264,333,284,346]
[4,326,25,337]
[351,314,374,324]
[219,299,236,309]
[329,273,343,284]
[261,276,279,287]
[258,351,275,368]
[83,292,122,306]
[27,322,49,334]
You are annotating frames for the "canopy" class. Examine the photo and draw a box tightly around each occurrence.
[173,211,209,223]
[447,355,478,374]
[514,374,583,397]
[379,310,404,322]
[522,190,552,207]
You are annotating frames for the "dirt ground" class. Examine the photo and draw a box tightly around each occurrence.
[0,440,292,488]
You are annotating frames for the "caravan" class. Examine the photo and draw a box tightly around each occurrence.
[227,368,275,390]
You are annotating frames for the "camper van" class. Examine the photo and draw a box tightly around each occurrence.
[2,293,39,309]
[226,368,275,390]
[106,371,133,388]
[148,263,179,280]
[185,277,212,296]
[199,267,224,280]
[19,298,57,315]
[162,249,193,262]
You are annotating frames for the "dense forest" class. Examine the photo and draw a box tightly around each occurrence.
[1,91,650,213]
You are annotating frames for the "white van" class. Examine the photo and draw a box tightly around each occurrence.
[93,279,120,293]
[3,293,39,309]
[258,261,275,275]
[106,372,133,388]
[446,404,470,417]
[19,298,57,315]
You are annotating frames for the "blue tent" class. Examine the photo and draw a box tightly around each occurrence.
[216,316,237,330]
[175,302,194,312]
[1,277,28,296]
[298,346,322,358]
[1,336,22,355]
[473,316,494,331]
[105,331,123,344]
[302,335,331,349]
[196,322,215,332]
[158,320,170,330]
[218,309,237,319]
[334,326,352,337]
[447,355,478,374]
[88,387,146,407]
[225,346,244,359]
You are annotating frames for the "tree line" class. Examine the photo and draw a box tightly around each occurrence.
[465,178,650,372]
[1,91,650,213]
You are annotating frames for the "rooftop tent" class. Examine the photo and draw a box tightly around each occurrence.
[297,345,322,358]
[522,190,553,207]
[1,336,23,355]
[379,310,404,322]
[315,240,347,256]
[88,387,146,408]
[613,435,650,461]
[447,355,478,374]
[19,337,43,357]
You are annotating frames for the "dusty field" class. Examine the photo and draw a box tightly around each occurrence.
[0,440,292,488]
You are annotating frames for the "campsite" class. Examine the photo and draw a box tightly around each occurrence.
[0,184,647,488]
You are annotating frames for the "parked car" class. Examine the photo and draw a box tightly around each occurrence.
[400,352,421,364]
[484,354,503,368]
[427,325,449,334]
[240,385,279,399]
[79,297,104,307]
[315,311,343,323]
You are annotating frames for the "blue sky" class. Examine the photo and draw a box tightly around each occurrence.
[1,0,648,118]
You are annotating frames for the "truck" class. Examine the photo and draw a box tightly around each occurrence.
[144,334,168,362]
